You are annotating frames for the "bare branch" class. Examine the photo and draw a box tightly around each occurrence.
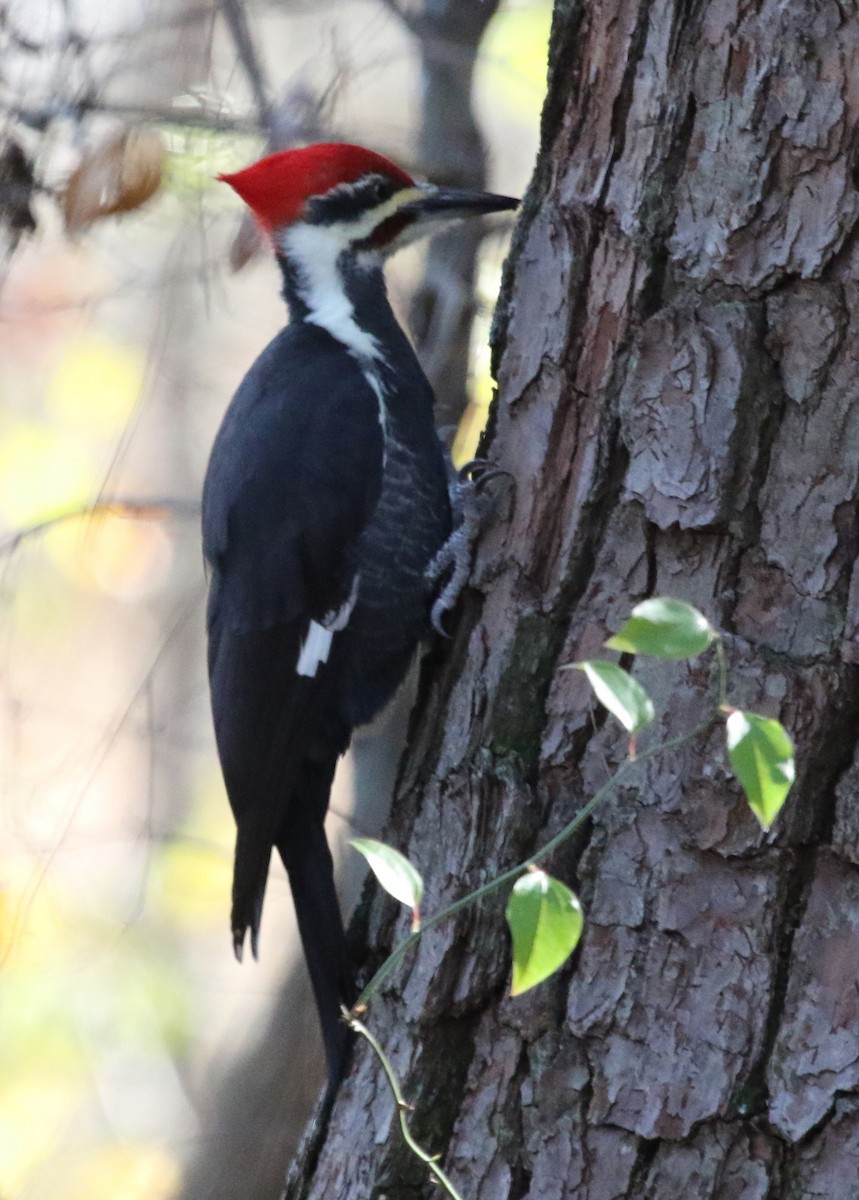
[218,0,275,137]
[12,98,262,135]
[0,497,200,557]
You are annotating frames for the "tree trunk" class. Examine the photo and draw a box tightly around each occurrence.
[287,0,859,1195]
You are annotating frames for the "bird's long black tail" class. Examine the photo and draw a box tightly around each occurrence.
[277,754,354,1089]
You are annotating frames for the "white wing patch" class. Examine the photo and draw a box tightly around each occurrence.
[296,621,334,678]
[295,576,359,678]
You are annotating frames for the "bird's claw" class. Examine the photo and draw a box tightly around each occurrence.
[426,457,511,632]
[426,523,472,632]
[457,458,513,491]
[430,589,454,637]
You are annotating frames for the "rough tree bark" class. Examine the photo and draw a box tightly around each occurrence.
[285,0,859,1196]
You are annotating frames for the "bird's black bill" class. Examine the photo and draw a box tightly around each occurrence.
[399,186,519,218]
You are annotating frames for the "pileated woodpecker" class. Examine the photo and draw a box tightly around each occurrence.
[203,142,517,1086]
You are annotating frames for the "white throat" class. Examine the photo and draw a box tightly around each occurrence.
[280,223,382,364]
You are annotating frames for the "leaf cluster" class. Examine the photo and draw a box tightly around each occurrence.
[353,597,795,1001]
[344,598,796,1200]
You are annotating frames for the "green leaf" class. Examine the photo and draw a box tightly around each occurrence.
[725,711,795,829]
[575,660,655,734]
[605,597,715,659]
[350,838,424,911]
[506,870,583,996]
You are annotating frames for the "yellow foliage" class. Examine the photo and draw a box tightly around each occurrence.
[65,1144,179,1200]
[0,1080,83,1197]
[0,425,92,527]
[0,868,94,988]
[0,336,143,532]
[47,336,143,433]
[451,400,487,468]
[155,836,231,929]
[480,2,553,120]
[162,119,260,202]
[0,886,11,965]
[45,512,174,600]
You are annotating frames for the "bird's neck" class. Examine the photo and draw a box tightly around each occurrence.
[277,232,411,373]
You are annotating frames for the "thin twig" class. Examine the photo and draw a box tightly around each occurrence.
[348,1015,465,1200]
[0,497,200,556]
[715,636,728,709]
[12,99,265,135]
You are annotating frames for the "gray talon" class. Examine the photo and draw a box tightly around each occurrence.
[426,457,511,631]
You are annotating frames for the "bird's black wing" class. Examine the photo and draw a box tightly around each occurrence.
[203,323,384,631]
[203,323,384,976]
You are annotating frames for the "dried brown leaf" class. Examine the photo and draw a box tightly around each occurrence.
[228,209,264,272]
[63,128,166,232]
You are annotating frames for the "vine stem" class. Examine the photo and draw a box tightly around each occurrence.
[348,1014,466,1200]
[714,634,728,708]
[352,711,718,1013]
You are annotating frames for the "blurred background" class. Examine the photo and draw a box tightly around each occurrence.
[0,1,548,1196]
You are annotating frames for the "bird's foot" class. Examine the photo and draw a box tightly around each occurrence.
[426,458,512,635]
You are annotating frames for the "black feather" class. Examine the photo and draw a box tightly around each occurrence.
[203,265,451,1090]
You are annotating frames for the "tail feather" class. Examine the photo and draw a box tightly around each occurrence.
[277,756,354,1089]
[209,613,353,1084]
[231,828,269,961]
[210,618,322,967]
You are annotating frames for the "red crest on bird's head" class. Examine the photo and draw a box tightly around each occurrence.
[218,143,415,231]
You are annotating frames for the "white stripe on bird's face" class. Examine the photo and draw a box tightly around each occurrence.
[277,185,425,364]
[283,221,383,364]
